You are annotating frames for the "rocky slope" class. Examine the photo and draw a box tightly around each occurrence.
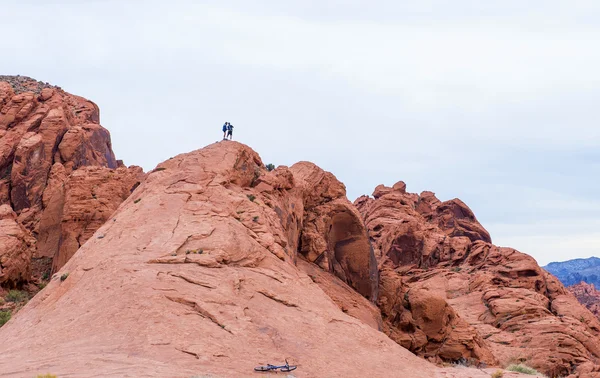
[0,141,548,378]
[1,77,597,376]
[569,282,600,319]
[356,184,600,378]
[0,76,143,286]
[545,257,600,288]
[0,142,441,377]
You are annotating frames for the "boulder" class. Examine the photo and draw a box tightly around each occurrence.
[356,186,600,375]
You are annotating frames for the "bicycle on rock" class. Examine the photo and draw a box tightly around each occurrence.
[254,359,297,372]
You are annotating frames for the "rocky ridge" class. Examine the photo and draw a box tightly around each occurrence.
[0,142,445,377]
[0,75,57,95]
[0,76,143,287]
[0,140,591,377]
[356,183,600,377]
[569,282,600,319]
[0,78,598,377]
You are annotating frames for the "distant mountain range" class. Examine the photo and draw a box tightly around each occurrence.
[544,257,600,287]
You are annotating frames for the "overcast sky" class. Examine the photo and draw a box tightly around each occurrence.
[3,0,600,266]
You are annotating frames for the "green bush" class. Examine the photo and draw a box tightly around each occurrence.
[247,194,256,202]
[265,163,275,171]
[0,310,10,327]
[60,273,69,281]
[6,290,27,303]
[35,374,57,378]
[506,364,539,375]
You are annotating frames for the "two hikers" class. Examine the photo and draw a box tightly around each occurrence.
[222,122,234,140]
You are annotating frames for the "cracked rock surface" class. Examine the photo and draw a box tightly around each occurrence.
[0,142,431,377]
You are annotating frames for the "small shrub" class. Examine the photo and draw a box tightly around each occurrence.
[491,370,504,378]
[154,167,166,172]
[38,282,47,290]
[252,216,259,222]
[247,194,256,202]
[450,357,472,368]
[60,273,69,281]
[265,163,275,171]
[36,374,57,378]
[506,364,539,375]
[134,198,141,204]
[6,290,27,303]
[0,310,11,327]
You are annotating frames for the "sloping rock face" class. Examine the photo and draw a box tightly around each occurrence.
[0,142,439,378]
[356,183,600,377]
[0,76,143,284]
[569,282,600,319]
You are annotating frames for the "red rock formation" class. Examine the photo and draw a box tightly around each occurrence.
[0,76,143,283]
[570,282,600,319]
[0,141,581,377]
[0,142,443,377]
[291,161,378,301]
[0,205,35,286]
[39,165,144,272]
[356,183,600,377]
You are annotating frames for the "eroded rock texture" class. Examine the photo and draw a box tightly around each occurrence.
[0,142,436,378]
[357,183,600,377]
[570,282,600,320]
[0,205,35,286]
[1,140,597,377]
[0,76,143,284]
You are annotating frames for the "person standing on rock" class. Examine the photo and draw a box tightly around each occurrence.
[222,122,229,140]
[226,122,234,140]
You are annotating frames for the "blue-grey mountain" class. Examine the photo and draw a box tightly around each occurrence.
[544,257,600,287]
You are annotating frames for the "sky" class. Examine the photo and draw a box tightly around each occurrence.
[3,0,600,266]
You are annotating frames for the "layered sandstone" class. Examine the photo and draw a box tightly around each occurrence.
[0,205,35,286]
[0,141,572,377]
[0,76,143,284]
[356,183,600,377]
[0,142,436,377]
[570,282,600,319]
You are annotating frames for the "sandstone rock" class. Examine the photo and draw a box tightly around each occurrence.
[34,164,144,271]
[356,186,600,376]
[0,76,140,284]
[0,140,583,377]
[570,282,600,319]
[0,142,444,377]
[292,161,378,301]
[0,205,35,286]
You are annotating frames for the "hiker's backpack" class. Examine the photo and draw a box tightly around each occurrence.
[222,123,227,132]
